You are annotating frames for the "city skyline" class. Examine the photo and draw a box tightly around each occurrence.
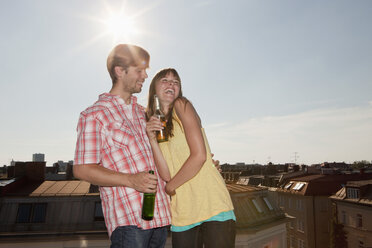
[3,151,370,167]
[1,0,372,166]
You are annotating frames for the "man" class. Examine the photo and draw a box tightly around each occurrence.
[73,44,171,248]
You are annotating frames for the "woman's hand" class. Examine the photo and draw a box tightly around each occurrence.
[165,183,176,196]
[211,153,221,172]
[146,116,163,141]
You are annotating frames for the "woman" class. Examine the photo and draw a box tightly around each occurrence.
[146,68,236,248]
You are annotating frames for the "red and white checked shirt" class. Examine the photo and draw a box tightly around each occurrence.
[74,93,171,236]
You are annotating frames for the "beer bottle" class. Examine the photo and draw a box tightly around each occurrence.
[154,95,168,143]
[141,170,156,221]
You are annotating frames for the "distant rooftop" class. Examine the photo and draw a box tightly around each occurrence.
[331,179,372,206]
[2,179,98,197]
[0,178,16,187]
[279,173,372,196]
[226,183,288,230]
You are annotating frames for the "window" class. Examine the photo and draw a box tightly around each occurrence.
[285,182,293,189]
[297,219,305,232]
[32,203,47,222]
[289,235,296,248]
[359,239,365,248]
[289,220,295,229]
[298,239,305,248]
[357,214,362,228]
[263,197,273,210]
[320,201,328,212]
[16,203,47,223]
[347,188,360,199]
[279,196,285,207]
[94,202,104,221]
[341,211,346,224]
[293,182,305,191]
[252,199,263,213]
[16,204,32,223]
[296,199,303,211]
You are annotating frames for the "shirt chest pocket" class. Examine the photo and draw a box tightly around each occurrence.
[107,121,134,148]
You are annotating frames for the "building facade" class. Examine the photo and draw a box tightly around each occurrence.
[277,172,372,248]
[227,183,290,248]
[330,179,372,248]
[1,161,291,247]
[32,153,45,162]
[0,179,107,247]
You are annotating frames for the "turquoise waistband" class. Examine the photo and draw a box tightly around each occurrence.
[171,210,236,232]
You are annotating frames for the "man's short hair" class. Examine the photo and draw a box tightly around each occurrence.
[107,44,150,84]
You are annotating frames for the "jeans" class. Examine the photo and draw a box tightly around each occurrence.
[171,220,236,248]
[110,225,168,248]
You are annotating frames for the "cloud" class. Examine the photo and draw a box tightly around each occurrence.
[205,104,372,165]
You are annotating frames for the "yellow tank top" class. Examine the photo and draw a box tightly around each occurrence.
[159,112,234,227]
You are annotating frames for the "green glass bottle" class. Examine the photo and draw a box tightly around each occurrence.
[141,170,156,220]
[154,95,168,143]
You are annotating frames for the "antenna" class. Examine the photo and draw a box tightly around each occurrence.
[292,152,299,164]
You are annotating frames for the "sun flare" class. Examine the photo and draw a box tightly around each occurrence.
[103,12,139,43]
[75,0,162,49]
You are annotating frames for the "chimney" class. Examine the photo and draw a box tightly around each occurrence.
[14,162,27,177]
[66,162,73,180]
[25,162,46,181]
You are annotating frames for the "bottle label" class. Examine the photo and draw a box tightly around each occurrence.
[156,116,168,143]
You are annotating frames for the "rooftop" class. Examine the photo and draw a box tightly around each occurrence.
[330,179,372,206]
[1,179,98,197]
[278,173,372,196]
[226,183,288,231]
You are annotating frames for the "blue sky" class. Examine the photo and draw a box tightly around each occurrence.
[1,0,371,166]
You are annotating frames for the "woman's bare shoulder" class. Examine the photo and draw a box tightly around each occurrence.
[174,97,201,126]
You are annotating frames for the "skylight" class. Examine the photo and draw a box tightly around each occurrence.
[263,197,274,210]
[284,182,293,189]
[252,199,263,213]
[293,182,305,191]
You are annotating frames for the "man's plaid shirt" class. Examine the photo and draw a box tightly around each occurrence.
[74,93,171,236]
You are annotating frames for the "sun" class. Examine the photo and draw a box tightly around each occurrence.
[75,0,161,49]
[103,12,139,43]
[95,0,146,44]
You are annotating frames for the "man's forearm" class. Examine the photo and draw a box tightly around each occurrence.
[73,163,131,187]
[73,163,158,193]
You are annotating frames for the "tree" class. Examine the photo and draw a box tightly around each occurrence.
[330,204,348,248]
[352,160,371,169]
